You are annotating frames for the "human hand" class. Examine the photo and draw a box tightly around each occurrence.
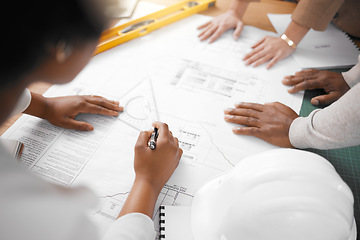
[282,69,350,106]
[44,95,123,131]
[197,10,244,43]
[243,36,295,69]
[134,122,183,192]
[224,102,298,148]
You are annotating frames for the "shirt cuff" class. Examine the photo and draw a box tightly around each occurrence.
[9,88,32,118]
[342,55,360,88]
[289,110,320,149]
[102,213,156,240]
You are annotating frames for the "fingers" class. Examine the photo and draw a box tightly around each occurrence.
[60,118,94,131]
[80,103,120,116]
[135,130,152,149]
[253,54,274,68]
[199,24,218,41]
[173,137,183,160]
[77,96,122,116]
[311,92,339,106]
[209,27,227,43]
[178,148,183,160]
[232,126,260,137]
[224,107,260,118]
[224,115,260,127]
[197,21,211,30]
[243,48,266,65]
[286,78,323,93]
[244,36,294,68]
[151,122,182,160]
[243,45,263,62]
[282,69,318,87]
[250,37,265,49]
[266,55,280,69]
[233,21,244,40]
[224,102,264,127]
[234,102,265,111]
[85,96,123,112]
[152,121,170,139]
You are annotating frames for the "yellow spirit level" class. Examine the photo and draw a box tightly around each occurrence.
[94,0,216,55]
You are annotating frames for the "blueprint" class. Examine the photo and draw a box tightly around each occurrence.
[1,9,303,237]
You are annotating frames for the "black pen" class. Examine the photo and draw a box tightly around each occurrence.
[148,127,159,150]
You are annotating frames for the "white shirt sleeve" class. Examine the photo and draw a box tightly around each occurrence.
[0,145,100,240]
[0,144,157,240]
[102,213,156,240]
[289,82,360,149]
[342,55,360,88]
[9,88,31,117]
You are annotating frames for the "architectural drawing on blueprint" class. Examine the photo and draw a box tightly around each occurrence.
[96,190,130,220]
[169,58,269,102]
[175,121,236,170]
[118,78,159,131]
[92,181,194,237]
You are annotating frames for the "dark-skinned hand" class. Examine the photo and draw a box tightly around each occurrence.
[45,95,123,131]
[282,69,350,106]
[224,102,298,148]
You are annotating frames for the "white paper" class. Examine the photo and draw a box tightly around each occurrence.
[104,0,139,19]
[2,7,304,237]
[268,14,359,69]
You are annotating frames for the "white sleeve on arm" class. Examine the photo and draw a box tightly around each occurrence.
[9,88,31,117]
[342,55,360,88]
[102,213,156,240]
[289,83,360,150]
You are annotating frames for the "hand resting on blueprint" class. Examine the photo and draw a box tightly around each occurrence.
[197,0,249,43]
[282,69,350,106]
[224,102,298,148]
[198,9,245,43]
[243,36,295,69]
[24,93,123,131]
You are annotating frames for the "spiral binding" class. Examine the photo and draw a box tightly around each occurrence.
[344,32,360,51]
[159,206,166,239]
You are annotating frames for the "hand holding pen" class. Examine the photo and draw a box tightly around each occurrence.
[133,122,183,193]
[121,122,183,218]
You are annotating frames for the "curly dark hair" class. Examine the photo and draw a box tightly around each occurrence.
[1,0,106,87]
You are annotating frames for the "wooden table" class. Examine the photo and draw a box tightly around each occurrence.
[0,0,358,135]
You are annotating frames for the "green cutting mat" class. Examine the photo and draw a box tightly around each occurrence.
[300,89,360,230]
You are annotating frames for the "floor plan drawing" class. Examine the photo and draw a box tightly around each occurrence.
[165,58,270,103]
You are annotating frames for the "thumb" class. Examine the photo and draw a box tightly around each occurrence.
[233,21,243,40]
[135,130,152,148]
[311,92,338,107]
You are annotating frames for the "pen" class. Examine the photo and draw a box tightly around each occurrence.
[148,128,159,150]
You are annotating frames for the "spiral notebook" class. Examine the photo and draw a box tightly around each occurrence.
[159,206,194,240]
[268,14,359,70]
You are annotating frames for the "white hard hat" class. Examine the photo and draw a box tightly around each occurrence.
[191,149,356,240]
